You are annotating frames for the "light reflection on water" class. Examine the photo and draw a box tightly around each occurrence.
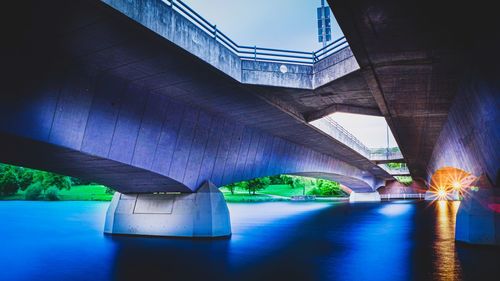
[433,201,462,281]
[0,200,499,281]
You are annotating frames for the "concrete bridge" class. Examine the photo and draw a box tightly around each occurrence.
[1,0,388,237]
[330,0,500,245]
[1,0,498,243]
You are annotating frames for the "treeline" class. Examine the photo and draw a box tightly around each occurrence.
[0,164,91,200]
[223,175,346,197]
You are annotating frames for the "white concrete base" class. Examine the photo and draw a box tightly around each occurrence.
[424,190,460,201]
[104,181,231,238]
[349,191,381,202]
[455,189,500,246]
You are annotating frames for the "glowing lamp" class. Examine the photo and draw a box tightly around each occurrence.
[437,190,447,199]
[451,181,461,190]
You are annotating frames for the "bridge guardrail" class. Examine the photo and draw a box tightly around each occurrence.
[164,0,348,65]
[378,164,410,175]
[380,193,424,200]
[322,116,371,156]
[161,0,408,168]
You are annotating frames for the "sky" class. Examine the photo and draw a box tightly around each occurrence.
[329,113,398,148]
[180,0,397,149]
[181,0,344,51]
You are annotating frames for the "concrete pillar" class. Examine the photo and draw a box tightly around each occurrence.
[455,188,500,246]
[349,191,381,202]
[104,181,231,238]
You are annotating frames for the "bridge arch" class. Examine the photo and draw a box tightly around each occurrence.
[0,69,382,194]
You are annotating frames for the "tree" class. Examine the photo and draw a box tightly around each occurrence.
[225,183,238,195]
[70,177,93,186]
[269,175,283,185]
[280,175,294,187]
[243,177,270,195]
[293,178,306,195]
[0,168,19,196]
[17,168,34,191]
[33,171,72,190]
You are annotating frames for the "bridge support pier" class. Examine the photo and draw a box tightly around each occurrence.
[104,181,231,238]
[455,188,500,246]
[349,191,381,202]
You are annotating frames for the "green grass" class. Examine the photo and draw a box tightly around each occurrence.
[222,193,287,202]
[220,184,319,202]
[259,184,316,197]
[1,183,346,203]
[57,185,113,201]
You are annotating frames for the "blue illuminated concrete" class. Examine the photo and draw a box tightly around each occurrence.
[456,189,500,246]
[104,181,231,238]
[0,69,381,193]
[0,0,388,196]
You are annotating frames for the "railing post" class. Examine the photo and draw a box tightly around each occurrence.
[254,46,257,61]
[213,24,217,40]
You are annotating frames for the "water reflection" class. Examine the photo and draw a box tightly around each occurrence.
[433,201,462,281]
[1,201,499,281]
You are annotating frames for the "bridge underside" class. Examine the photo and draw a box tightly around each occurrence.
[0,0,388,194]
[329,0,500,183]
[0,134,190,193]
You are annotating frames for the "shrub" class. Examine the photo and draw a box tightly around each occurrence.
[25,183,44,200]
[45,186,60,201]
[307,179,346,197]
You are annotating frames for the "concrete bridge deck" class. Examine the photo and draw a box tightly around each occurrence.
[1,0,390,194]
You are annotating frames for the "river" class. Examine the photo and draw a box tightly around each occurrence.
[0,200,498,281]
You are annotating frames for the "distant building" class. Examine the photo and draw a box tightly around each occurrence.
[317,0,332,46]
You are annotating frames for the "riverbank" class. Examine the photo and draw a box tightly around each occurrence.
[0,184,347,202]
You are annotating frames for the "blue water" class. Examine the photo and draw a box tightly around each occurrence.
[0,201,499,281]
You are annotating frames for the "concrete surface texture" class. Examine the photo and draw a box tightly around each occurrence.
[455,188,500,246]
[349,192,381,202]
[104,181,231,237]
[328,0,500,182]
[0,0,389,194]
[0,69,381,193]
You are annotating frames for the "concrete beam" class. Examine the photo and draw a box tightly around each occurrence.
[305,104,381,122]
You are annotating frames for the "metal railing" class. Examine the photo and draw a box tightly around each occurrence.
[379,164,410,175]
[164,0,348,65]
[318,117,409,168]
[323,116,371,155]
[369,150,404,161]
[380,193,424,200]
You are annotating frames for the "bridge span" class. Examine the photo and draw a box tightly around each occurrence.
[1,0,498,243]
